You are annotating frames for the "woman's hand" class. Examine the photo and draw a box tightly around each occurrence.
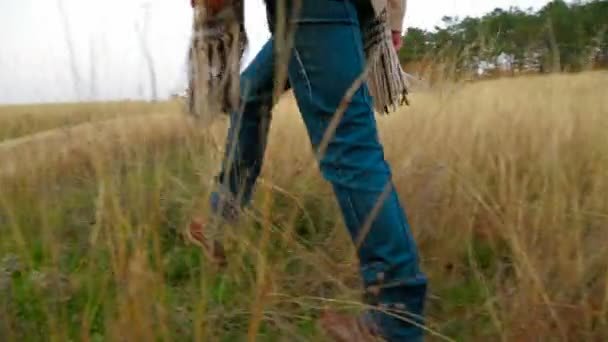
[391,31,403,51]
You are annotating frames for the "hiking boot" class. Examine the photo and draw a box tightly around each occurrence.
[185,217,227,267]
[320,310,385,342]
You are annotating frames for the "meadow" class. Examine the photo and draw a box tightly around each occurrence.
[0,71,607,341]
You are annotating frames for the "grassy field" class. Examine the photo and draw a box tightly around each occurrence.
[0,71,607,341]
[0,101,182,143]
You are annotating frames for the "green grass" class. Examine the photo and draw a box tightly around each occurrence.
[0,131,349,341]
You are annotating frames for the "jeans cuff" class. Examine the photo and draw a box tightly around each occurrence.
[360,262,427,340]
[210,188,241,223]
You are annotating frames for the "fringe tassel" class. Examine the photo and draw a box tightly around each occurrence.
[187,3,247,122]
[361,10,410,115]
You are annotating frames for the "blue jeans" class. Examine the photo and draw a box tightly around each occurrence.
[210,1,427,340]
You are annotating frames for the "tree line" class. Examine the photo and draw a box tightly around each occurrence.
[399,0,608,78]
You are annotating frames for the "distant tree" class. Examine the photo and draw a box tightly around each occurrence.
[399,0,608,75]
[399,28,429,63]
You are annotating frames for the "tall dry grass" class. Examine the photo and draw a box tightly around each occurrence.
[0,100,182,143]
[0,71,607,341]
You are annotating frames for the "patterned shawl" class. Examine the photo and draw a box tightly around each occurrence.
[186,0,408,122]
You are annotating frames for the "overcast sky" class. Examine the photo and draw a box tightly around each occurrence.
[0,0,554,105]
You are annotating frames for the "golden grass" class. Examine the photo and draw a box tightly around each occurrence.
[0,100,182,142]
[0,71,607,341]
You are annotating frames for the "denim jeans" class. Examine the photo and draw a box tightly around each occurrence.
[210,1,428,340]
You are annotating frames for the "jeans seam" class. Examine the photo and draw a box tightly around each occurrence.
[292,47,313,100]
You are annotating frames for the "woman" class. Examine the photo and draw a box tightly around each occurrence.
[187,0,427,340]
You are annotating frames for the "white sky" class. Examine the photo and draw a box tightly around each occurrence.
[0,0,553,105]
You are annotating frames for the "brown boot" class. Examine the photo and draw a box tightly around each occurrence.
[185,218,227,268]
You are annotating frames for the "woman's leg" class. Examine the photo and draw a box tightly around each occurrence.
[188,39,290,260]
[211,38,290,218]
[281,0,427,340]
